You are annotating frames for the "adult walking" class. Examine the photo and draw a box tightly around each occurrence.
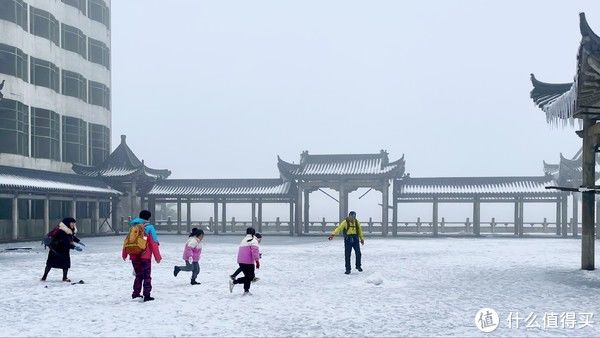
[41,217,83,282]
[328,211,365,275]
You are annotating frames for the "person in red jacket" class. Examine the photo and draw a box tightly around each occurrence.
[122,216,162,302]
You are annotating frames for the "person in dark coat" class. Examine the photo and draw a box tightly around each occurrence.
[41,217,83,282]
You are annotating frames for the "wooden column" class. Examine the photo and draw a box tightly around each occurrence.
[303,190,310,234]
[338,185,346,222]
[257,201,263,233]
[382,182,389,236]
[187,200,192,233]
[222,202,227,233]
[561,195,568,238]
[71,199,77,220]
[556,197,562,236]
[130,180,137,216]
[295,187,303,236]
[572,193,579,237]
[518,198,524,237]
[44,196,50,234]
[176,198,182,234]
[581,118,596,270]
[289,201,294,236]
[392,196,398,237]
[94,199,100,233]
[513,197,519,236]
[12,195,18,240]
[251,202,256,228]
[148,197,156,224]
[111,196,119,234]
[213,201,219,235]
[473,196,481,236]
[596,198,600,240]
[432,196,439,237]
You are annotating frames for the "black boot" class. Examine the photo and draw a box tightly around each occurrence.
[174,266,180,277]
[143,296,155,302]
[132,294,142,299]
[344,270,351,275]
[191,279,201,285]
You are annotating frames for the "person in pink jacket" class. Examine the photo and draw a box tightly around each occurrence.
[229,227,260,295]
[122,216,162,302]
[174,228,204,285]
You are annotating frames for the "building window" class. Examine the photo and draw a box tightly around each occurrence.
[61,0,86,15]
[88,0,109,29]
[0,43,28,82]
[89,123,109,165]
[30,7,59,46]
[31,107,60,161]
[30,57,59,92]
[0,98,28,156]
[62,70,87,102]
[88,38,110,69]
[62,116,87,164]
[0,0,27,31]
[88,81,110,110]
[61,24,87,58]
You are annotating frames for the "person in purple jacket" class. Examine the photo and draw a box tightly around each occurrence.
[229,227,261,295]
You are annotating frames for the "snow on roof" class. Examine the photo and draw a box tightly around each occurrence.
[278,151,405,178]
[395,176,562,198]
[148,179,293,198]
[0,166,121,196]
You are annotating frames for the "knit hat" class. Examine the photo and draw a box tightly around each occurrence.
[246,227,256,236]
[139,210,152,221]
[255,233,262,239]
[62,217,76,225]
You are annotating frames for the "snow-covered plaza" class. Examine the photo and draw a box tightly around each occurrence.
[1,235,599,337]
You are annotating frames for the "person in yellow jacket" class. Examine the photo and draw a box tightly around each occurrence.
[328,211,364,274]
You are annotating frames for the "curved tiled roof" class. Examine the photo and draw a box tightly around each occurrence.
[148,179,293,198]
[530,13,600,121]
[395,175,561,198]
[0,166,120,196]
[72,135,171,180]
[278,151,405,179]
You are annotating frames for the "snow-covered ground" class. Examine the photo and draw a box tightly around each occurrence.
[1,235,599,337]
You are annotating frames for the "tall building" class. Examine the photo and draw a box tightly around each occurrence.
[0,0,116,241]
[0,0,111,173]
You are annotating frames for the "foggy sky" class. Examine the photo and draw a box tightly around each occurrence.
[110,1,598,222]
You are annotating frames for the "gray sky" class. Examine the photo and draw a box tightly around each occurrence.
[111,1,598,222]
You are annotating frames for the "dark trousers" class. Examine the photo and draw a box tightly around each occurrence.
[132,259,152,297]
[42,265,68,280]
[344,235,362,271]
[233,263,255,292]
[177,261,200,281]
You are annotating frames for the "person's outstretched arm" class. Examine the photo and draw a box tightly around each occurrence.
[328,220,346,240]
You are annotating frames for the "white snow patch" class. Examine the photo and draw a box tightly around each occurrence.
[366,272,384,285]
[0,236,599,337]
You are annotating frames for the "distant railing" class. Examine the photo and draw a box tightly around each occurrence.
[115,215,589,237]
